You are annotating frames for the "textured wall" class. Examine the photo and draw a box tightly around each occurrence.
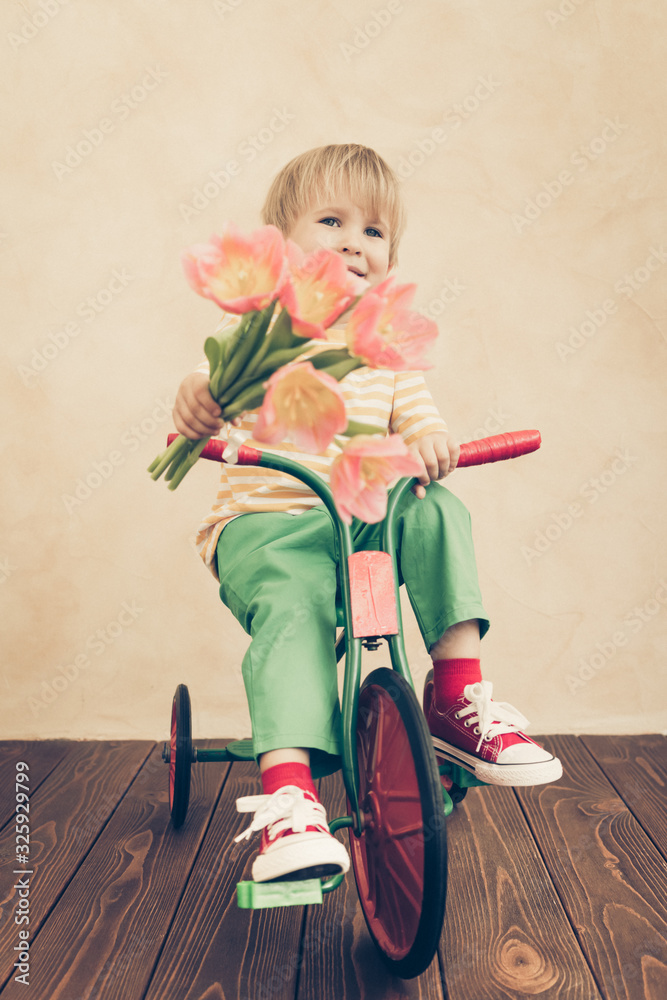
[2,0,666,740]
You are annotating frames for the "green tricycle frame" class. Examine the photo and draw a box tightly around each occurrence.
[163,429,541,979]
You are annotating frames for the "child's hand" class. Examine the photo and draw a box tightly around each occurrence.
[408,432,460,499]
[173,373,224,440]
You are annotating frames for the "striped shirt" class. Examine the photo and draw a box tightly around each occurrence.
[194,313,448,577]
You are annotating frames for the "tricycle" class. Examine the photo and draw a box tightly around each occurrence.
[163,429,541,978]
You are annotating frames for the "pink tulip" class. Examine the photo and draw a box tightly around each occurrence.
[345,276,438,370]
[330,434,422,524]
[279,243,368,339]
[253,361,348,453]
[181,224,286,314]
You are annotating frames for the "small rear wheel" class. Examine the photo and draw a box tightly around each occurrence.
[449,783,468,806]
[349,668,447,979]
[437,766,468,808]
[169,684,192,829]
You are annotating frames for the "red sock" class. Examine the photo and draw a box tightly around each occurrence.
[260,761,318,799]
[432,658,482,709]
[432,658,525,747]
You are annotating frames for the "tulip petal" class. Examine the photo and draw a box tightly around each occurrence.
[345,277,437,370]
[253,361,348,453]
[330,435,422,523]
[182,224,287,314]
[279,243,368,339]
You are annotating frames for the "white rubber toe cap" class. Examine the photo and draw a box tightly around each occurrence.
[496,742,555,765]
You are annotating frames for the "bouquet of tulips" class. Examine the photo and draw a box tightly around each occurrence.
[148,223,438,522]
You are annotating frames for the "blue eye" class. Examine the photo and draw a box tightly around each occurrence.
[365,227,383,238]
[319,217,339,227]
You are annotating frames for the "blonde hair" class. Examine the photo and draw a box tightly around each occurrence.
[261,144,406,267]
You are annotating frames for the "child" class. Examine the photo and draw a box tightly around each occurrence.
[173,144,562,883]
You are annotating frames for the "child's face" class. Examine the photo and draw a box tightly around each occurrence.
[287,189,391,290]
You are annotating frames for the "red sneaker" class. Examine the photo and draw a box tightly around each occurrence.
[424,670,562,787]
[234,785,350,882]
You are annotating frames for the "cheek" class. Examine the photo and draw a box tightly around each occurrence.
[373,249,391,278]
[288,226,326,256]
[307,225,334,251]
[317,230,336,249]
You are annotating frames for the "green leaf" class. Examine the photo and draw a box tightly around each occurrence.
[204,336,221,374]
[343,420,384,437]
[263,306,300,352]
[214,313,250,373]
[251,344,308,378]
[208,362,226,400]
[307,349,355,372]
[205,318,243,378]
[316,356,363,382]
[254,298,278,340]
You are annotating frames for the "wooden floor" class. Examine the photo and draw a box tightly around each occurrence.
[0,735,665,999]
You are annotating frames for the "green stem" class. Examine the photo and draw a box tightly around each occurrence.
[222,381,267,419]
[216,307,275,398]
[148,434,188,479]
[166,435,211,490]
[219,354,363,422]
[237,300,285,378]
[216,343,310,408]
[209,313,253,398]
[217,343,360,413]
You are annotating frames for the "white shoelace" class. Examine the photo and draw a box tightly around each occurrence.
[457,681,530,752]
[234,786,328,844]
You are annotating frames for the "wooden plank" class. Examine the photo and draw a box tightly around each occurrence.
[144,761,308,1000]
[579,735,667,861]
[515,735,667,1000]
[0,742,231,1000]
[441,783,601,999]
[0,740,153,989]
[1,738,661,999]
[298,770,445,998]
[0,742,73,830]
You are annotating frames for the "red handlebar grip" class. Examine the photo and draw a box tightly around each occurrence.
[166,434,261,465]
[167,433,227,461]
[457,430,541,467]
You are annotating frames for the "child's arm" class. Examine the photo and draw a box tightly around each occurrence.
[408,431,460,499]
[389,371,458,498]
[174,312,241,439]
[173,372,224,440]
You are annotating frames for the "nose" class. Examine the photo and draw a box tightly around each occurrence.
[335,226,362,255]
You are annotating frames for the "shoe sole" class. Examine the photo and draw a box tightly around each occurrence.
[432,736,563,787]
[264,863,342,883]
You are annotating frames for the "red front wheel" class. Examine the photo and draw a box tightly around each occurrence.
[349,668,448,979]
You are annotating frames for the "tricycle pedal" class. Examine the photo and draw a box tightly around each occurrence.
[236,878,323,909]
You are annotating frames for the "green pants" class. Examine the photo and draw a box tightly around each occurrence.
[216,483,488,770]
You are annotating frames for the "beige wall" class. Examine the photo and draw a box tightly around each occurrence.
[2,0,666,740]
